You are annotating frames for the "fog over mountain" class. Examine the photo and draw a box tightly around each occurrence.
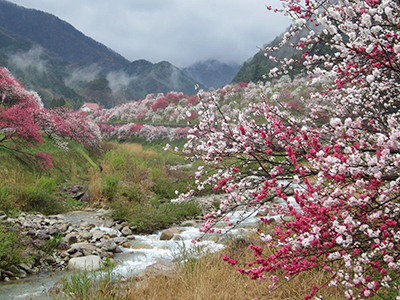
[7,0,290,67]
[182,60,241,89]
[0,0,202,107]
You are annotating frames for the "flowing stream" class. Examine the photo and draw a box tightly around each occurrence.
[0,210,262,300]
[0,188,301,300]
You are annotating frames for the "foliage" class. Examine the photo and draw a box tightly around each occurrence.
[43,232,63,254]
[0,186,17,213]
[151,169,191,201]
[0,225,26,269]
[60,267,120,300]
[103,174,120,200]
[110,198,201,233]
[22,176,65,215]
[174,0,400,299]
[0,67,101,166]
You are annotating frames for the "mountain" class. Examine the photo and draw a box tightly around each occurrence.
[122,60,203,99]
[0,0,202,108]
[232,23,327,83]
[0,24,83,107]
[182,60,241,89]
[0,0,128,71]
[78,60,203,107]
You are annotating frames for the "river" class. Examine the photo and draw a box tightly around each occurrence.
[0,209,262,300]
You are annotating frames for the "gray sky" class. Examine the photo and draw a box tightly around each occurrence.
[9,0,290,67]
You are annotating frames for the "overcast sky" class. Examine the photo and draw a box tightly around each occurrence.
[9,0,290,67]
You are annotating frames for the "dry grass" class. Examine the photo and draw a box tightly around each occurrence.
[88,167,102,202]
[114,239,344,300]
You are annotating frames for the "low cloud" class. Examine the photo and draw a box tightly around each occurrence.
[9,46,47,74]
[65,64,102,86]
[106,71,136,95]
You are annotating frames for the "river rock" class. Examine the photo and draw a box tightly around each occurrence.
[19,263,33,274]
[71,251,83,258]
[113,223,123,231]
[133,243,153,250]
[160,229,174,241]
[121,226,132,236]
[181,220,197,227]
[113,236,127,244]
[80,190,91,203]
[282,215,295,222]
[56,223,68,232]
[100,239,117,252]
[256,210,268,217]
[81,231,92,240]
[8,265,25,278]
[90,229,105,241]
[65,233,78,245]
[168,227,182,234]
[68,255,103,271]
[121,242,133,248]
[69,242,98,257]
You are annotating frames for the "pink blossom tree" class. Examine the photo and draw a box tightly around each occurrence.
[0,67,43,146]
[0,67,101,168]
[176,0,400,299]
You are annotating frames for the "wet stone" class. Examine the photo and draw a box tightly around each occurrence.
[121,227,132,236]
[160,229,174,241]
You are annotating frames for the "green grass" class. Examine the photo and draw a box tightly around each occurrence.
[59,266,120,300]
[0,225,27,269]
[0,137,99,214]
[110,198,201,232]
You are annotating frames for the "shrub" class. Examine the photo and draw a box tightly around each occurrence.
[151,169,190,201]
[0,186,17,213]
[0,226,26,269]
[103,174,120,200]
[23,176,64,215]
[121,184,145,203]
[110,198,131,221]
[110,198,201,233]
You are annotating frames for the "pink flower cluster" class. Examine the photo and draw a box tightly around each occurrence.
[0,67,102,167]
[93,79,309,127]
[99,122,191,142]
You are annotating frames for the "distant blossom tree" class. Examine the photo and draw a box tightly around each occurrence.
[0,67,101,168]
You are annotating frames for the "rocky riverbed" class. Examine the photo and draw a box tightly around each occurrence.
[0,207,204,283]
[0,191,274,300]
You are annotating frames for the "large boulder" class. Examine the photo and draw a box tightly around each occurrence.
[159,229,174,241]
[68,255,103,271]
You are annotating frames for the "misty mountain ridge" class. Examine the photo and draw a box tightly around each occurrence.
[0,0,206,108]
[233,22,325,84]
[182,59,241,89]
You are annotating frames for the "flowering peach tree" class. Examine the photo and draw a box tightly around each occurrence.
[0,67,101,167]
[176,0,400,299]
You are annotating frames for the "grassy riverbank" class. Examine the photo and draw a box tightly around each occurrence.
[0,139,200,219]
[0,139,203,275]
[56,232,346,300]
